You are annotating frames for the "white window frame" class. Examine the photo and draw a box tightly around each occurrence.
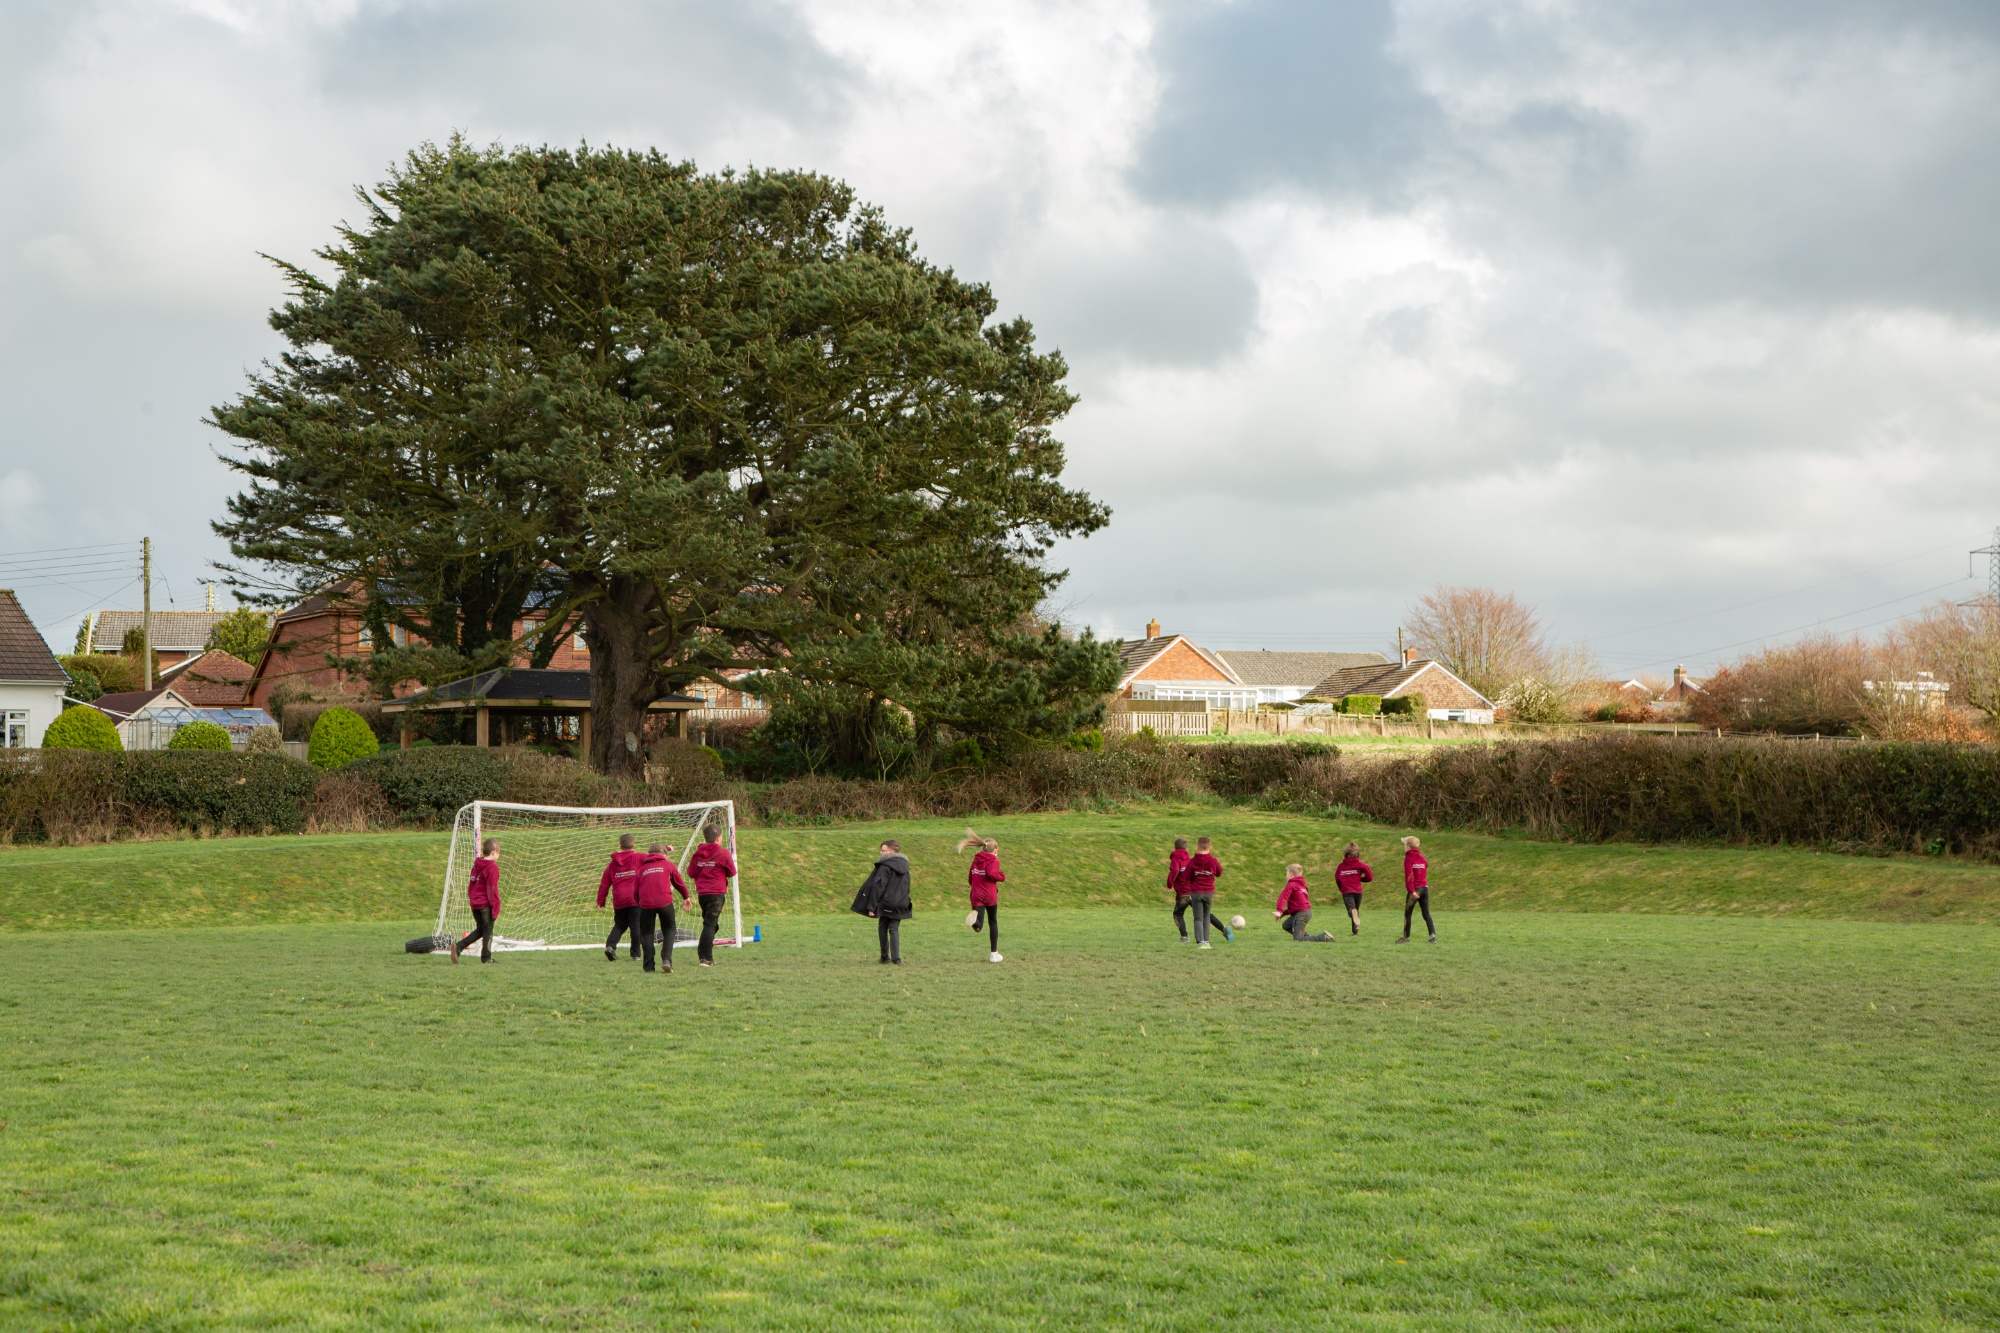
[2,710,27,749]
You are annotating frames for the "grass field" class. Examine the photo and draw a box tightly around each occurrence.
[6,806,2000,932]
[2,910,1997,1329]
[4,810,1998,1328]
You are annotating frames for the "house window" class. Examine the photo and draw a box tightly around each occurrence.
[390,625,409,649]
[356,625,373,654]
[2,711,27,748]
[573,628,588,654]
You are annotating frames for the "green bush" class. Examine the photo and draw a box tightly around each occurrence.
[309,707,380,770]
[344,746,506,821]
[1381,694,1422,716]
[126,752,320,834]
[60,654,141,696]
[245,727,285,755]
[42,707,122,752]
[1339,694,1382,716]
[1063,729,1105,753]
[167,720,233,752]
[64,666,102,704]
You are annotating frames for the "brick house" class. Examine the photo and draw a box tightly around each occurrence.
[1302,651,1496,723]
[1116,622,1258,710]
[246,584,594,711]
[1116,621,1386,709]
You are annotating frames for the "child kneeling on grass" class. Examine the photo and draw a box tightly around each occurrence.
[451,837,500,962]
[852,840,913,965]
[1273,864,1335,941]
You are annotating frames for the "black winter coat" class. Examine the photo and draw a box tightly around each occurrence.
[851,854,913,921]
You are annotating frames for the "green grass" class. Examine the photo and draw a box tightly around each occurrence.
[2,912,1997,1329]
[7,807,2000,932]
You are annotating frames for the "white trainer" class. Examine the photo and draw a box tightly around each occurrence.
[1198,941,1213,950]
[989,951,1003,963]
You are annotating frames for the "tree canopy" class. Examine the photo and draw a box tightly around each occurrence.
[212,141,1114,774]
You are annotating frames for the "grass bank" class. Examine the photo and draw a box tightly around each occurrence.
[6,808,2000,932]
[2,913,1995,1329]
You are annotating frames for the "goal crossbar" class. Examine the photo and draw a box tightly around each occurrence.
[433,798,743,954]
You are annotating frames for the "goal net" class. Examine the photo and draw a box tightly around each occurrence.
[430,800,742,954]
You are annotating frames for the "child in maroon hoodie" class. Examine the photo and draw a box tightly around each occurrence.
[597,833,645,962]
[1333,842,1371,936]
[451,837,501,962]
[689,825,739,967]
[636,842,691,973]
[1168,837,1195,942]
[958,829,1006,962]
[1185,836,1227,948]
[1397,835,1436,944]
[1272,863,1335,941]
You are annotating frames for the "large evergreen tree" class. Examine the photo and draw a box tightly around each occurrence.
[212,141,1112,775]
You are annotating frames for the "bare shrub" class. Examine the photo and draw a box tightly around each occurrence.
[1690,634,1874,734]
[1407,585,1598,713]
[306,772,388,833]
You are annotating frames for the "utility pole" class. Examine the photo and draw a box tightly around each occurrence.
[1972,528,2000,605]
[141,537,153,690]
[1397,626,1405,664]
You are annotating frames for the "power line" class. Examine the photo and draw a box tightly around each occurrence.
[1587,533,1980,644]
[1626,575,1970,671]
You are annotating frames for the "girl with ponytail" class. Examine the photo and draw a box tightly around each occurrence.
[958,829,1006,963]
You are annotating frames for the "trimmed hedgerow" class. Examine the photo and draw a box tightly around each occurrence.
[42,707,122,752]
[1269,733,2000,857]
[1338,694,1382,716]
[166,720,233,752]
[309,707,379,770]
[126,752,321,835]
[342,746,507,822]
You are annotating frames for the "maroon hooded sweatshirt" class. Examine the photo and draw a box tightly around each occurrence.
[1403,849,1429,894]
[1167,847,1192,894]
[968,849,1005,908]
[636,853,690,909]
[1334,855,1372,897]
[466,856,501,916]
[690,841,737,897]
[597,849,645,909]
[1186,852,1222,895]
[1275,875,1311,916]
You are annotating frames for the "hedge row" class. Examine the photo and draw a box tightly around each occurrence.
[1266,734,2000,856]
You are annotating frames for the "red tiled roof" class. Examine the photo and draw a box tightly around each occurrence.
[158,649,254,706]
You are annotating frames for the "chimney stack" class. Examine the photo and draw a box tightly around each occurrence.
[1145,618,1161,639]
[1404,647,1418,665]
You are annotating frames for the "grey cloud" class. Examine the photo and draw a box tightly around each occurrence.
[1133,0,1441,207]
[317,0,853,149]
[1010,220,1258,367]
[1412,3,2000,315]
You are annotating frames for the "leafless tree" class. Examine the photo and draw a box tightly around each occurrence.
[1406,585,1553,699]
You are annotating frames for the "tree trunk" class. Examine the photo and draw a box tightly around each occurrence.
[584,597,658,779]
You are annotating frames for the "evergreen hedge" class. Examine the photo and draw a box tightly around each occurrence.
[1274,734,2000,856]
[126,752,320,834]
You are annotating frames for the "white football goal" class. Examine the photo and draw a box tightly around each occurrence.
[431,799,742,954]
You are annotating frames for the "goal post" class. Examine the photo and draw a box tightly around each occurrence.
[432,799,743,954]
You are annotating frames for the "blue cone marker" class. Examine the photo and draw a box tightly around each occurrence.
[752,924,761,942]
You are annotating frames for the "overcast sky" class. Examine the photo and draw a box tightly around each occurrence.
[3,0,1998,673]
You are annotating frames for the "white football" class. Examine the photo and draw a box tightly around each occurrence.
[966,911,980,928]
[1230,915,1247,930]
